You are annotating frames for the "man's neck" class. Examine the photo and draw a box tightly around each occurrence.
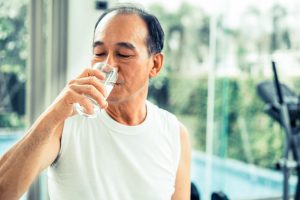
[106,100,147,126]
[105,88,148,126]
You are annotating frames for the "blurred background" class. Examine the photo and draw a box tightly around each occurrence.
[1,0,300,199]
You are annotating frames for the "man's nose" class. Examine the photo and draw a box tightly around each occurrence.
[104,53,117,68]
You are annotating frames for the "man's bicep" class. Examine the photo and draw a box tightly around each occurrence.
[172,123,191,200]
[39,121,64,171]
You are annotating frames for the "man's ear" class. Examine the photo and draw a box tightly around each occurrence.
[149,53,164,78]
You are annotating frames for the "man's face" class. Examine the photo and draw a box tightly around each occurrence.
[92,12,155,103]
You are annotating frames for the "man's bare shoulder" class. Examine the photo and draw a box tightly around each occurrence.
[178,121,190,142]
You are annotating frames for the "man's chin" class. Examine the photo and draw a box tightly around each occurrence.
[107,95,137,105]
[107,84,148,105]
[107,96,126,104]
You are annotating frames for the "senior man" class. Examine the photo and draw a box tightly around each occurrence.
[0,5,191,200]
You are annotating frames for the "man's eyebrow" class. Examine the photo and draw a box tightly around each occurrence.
[116,42,136,51]
[92,41,136,51]
[93,41,104,48]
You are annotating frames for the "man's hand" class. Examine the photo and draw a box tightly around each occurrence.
[48,67,108,124]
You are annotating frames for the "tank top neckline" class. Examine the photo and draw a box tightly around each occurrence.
[98,101,154,135]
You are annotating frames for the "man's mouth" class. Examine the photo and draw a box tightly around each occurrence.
[115,80,125,85]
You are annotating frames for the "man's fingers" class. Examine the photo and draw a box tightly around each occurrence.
[68,76,107,97]
[68,84,107,108]
[76,68,106,80]
[77,94,94,114]
[66,89,96,114]
[101,101,108,110]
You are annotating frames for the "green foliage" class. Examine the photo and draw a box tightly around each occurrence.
[179,77,283,168]
[0,1,27,74]
[0,112,24,127]
[0,0,27,128]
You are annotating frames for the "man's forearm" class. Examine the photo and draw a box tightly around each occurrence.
[0,113,61,199]
[0,123,45,168]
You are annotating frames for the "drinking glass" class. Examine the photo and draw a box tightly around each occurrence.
[74,62,118,118]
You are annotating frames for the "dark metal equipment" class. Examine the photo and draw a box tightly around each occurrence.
[257,61,300,200]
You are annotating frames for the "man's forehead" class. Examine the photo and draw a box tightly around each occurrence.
[94,12,148,41]
[94,11,119,34]
[94,11,148,46]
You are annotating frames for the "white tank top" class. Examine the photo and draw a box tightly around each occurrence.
[48,101,181,200]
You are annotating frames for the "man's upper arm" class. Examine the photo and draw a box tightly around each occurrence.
[39,121,64,171]
[172,122,191,200]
